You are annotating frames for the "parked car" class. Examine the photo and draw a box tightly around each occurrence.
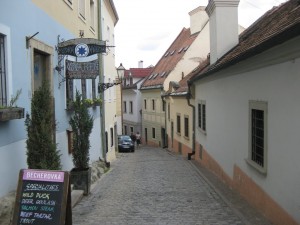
[118,135,135,152]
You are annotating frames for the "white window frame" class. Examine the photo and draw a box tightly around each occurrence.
[246,100,268,174]
[197,100,206,134]
[0,24,12,108]
[184,115,189,139]
[152,127,156,139]
[152,99,155,111]
[123,101,127,113]
[129,101,133,114]
[176,113,181,135]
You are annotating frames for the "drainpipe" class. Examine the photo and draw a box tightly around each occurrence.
[187,82,195,160]
[161,91,168,148]
[98,0,107,162]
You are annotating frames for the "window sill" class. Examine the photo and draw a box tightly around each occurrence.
[245,158,267,175]
[0,107,25,122]
[184,136,190,141]
[197,127,207,136]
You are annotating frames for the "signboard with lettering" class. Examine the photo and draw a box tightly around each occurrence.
[12,169,72,225]
[66,59,99,79]
[57,38,106,57]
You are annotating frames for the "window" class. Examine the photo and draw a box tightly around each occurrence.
[129,101,133,114]
[248,101,268,173]
[144,99,147,110]
[0,34,7,107]
[81,79,86,99]
[110,127,114,147]
[106,26,110,43]
[198,101,206,132]
[177,114,181,134]
[90,0,95,30]
[184,116,189,138]
[123,101,127,113]
[130,126,134,134]
[79,0,86,19]
[162,101,166,112]
[152,127,156,139]
[124,125,128,135]
[152,99,155,111]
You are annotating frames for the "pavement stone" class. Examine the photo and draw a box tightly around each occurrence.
[72,146,273,225]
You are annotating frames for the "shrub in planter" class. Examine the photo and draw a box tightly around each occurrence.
[69,91,94,195]
[25,81,61,170]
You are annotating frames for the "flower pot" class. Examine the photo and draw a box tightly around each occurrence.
[0,107,24,122]
[70,167,91,195]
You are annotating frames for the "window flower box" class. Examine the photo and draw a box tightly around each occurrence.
[0,107,25,122]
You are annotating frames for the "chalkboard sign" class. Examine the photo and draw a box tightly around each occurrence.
[12,169,72,225]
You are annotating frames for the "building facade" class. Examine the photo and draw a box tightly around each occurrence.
[122,62,152,136]
[190,0,300,224]
[0,0,119,198]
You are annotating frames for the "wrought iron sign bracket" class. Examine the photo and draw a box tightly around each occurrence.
[55,35,67,88]
[98,82,121,93]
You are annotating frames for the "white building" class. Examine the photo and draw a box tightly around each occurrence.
[189,0,300,224]
[122,61,153,136]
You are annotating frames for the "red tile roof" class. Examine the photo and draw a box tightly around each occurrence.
[189,0,300,83]
[141,28,199,89]
[166,59,209,96]
[124,67,153,79]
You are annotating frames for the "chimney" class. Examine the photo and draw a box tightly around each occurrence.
[206,0,240,64]
[189,6,209,35]
[138,60,143,68]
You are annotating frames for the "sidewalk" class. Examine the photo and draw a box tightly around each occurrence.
[186,156,273,225]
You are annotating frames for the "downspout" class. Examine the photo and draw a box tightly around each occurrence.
[98,0,107,162]
[187,82,195,160]
[161,92,168,148]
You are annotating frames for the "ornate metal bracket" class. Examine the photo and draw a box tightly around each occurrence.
[55,35,66,88]
[98,82,121,93]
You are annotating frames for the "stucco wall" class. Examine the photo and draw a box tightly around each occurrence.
[194,37,300,223]
[0,0,103,197]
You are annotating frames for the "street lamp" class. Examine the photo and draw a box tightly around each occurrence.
[116,63,125,135]
[116,63,125,84]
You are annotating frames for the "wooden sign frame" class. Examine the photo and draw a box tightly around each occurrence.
[12,169,72,225]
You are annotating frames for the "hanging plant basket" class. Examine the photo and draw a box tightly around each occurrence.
[0,107,25,122]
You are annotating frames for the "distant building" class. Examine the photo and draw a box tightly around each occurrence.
[140,6,210,148]
[122,61,153,136]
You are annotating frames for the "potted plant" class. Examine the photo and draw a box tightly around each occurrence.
[69,90,94,195]
[0,89,25,122]
[25,82,61,170]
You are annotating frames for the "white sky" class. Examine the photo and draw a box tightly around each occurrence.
[113,0,287,69]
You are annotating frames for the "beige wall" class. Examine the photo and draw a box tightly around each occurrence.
[31,0,98,38]
[166,96,193,155]
[141,89,165,147]
[101,0,118,161]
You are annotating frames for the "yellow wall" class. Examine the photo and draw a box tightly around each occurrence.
[31,0,98,38]
[166,96,193,152]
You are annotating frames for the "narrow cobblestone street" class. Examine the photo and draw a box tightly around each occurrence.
[72,146,271,225]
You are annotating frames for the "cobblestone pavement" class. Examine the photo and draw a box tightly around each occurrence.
[72,146,272,225]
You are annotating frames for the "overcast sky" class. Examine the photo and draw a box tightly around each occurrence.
[113,0,287,69]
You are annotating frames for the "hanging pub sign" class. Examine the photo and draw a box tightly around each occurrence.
[57,38,106,57]
[66,59,99,79]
